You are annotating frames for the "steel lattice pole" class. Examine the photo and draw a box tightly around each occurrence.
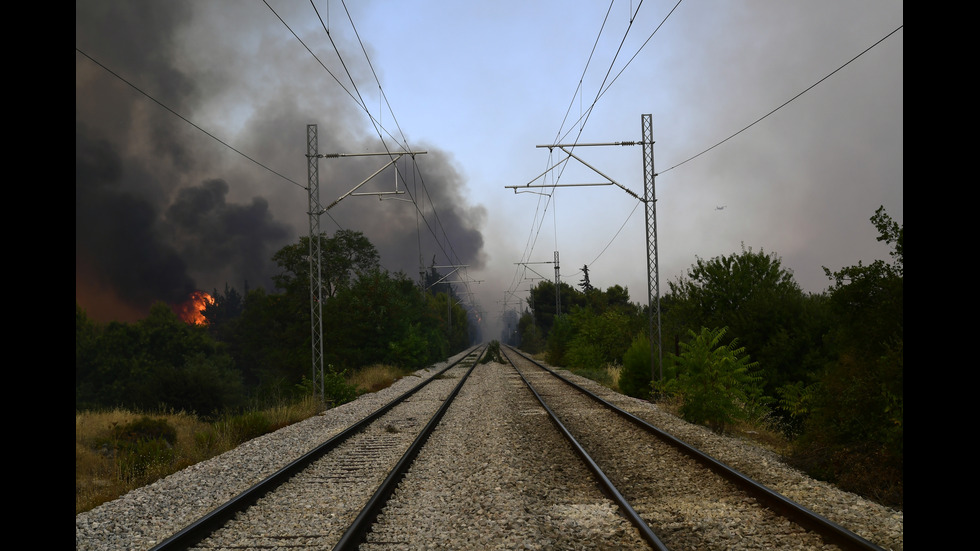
[641,114,662,382]
[307,125,325,403]
[554,251,561,317]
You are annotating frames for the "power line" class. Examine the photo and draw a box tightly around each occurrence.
[76,47,305,192]
[660,24,903,176]
[511,16,901,301]
[513,0,657,299]
[301,1,478,298]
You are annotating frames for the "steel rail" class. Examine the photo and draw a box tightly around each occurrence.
[149,344,483,551]
[333,345,488,550]
[505,345,886,551]
[501,347,668,551]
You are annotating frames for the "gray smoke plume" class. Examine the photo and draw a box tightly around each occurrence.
[76,1,486,321]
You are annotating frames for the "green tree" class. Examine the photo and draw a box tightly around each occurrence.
[579,264,594,293]
[527,280,585,337]
[666,245,825,398]
[272,230,380,299]
[545,314,575,366]
[564,307,634,371]
[75,302,243,415]
[202,283,244,343]
[517,311,544,353]
[792,207,903,506]
[231,288,309,394]
[323,269,445,370]
[427,290,470,357]
[663,327,764,433]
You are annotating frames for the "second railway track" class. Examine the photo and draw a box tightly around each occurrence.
[503,345,885,551]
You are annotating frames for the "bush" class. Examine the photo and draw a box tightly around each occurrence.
[481,340,504,364]
[568,366,614,387]
[663,327,764,433]
[108,416,178,446]
[323,369,360,407]
[545,315,574,366]
[220,411,273,443]
[386,323,431,369]
[102,417,179,481]
[620,334,653,399]
[518,314,545,354]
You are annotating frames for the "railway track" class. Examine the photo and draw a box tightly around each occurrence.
[78,344,899,550]
[502,345,886,551]
[149,345,486,551]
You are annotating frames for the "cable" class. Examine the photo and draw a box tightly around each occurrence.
[556,0,683,146]
[76,47,306,191]
[591,201,641,266]
[660,24,903,176]
[305,1,480,301]
[512,0,652,300]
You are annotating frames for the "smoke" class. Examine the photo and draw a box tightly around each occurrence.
[76,1,487,322]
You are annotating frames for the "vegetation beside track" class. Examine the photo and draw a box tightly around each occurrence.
[512,209,902,509]
[76,364,408,515]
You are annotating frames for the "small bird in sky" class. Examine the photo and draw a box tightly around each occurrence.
[715,205,726,210]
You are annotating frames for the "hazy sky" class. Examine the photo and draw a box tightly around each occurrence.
[76,1,903,337]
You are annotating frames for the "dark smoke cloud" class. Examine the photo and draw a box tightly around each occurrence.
[76,1,486,321]
[76,125,196,313]
[165,179,292,291]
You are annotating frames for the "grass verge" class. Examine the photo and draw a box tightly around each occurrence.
[76,365,411,516]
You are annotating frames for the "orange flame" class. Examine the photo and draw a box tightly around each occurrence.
[174,290,215,325]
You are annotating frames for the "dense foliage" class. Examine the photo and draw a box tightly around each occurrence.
[786,207,903,505]
[512,208,902,507]
[76,209,902,506]
[76,303,244,416]
[76,231,473,416]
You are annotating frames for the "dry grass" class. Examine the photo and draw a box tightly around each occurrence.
[76,397,324,516]
[76,368,409,516]
[346,364,407,394]
[605,364,622,392]
[75,409,214,515]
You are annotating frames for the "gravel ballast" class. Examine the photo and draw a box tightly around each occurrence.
[76,352,903,550]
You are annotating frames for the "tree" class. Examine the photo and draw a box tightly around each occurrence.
[230,287,309,394]
[75,302,243,415]
[792,207,903,506]
[579,265,594,293]
[323,269,448,370]
[666,245,824,398]
[272,230,380,299]
[202,283,244,344]
[527,280,585,337]
[563,307,634,371]
[517,311,544,353]
[545,313,574,366]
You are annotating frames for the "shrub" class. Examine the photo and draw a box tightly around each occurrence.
[323,369,359,407]
[545,314,575,366]
[386,323,431,369]
[211,411,273,443]
[567,366,614,387]
[620,334,653,399]
[108,416,178,446]
[663,327,764,433]
[481,340,504,364]
[102,417,179,481]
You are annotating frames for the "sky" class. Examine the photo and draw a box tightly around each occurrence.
[76,1,903,340]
